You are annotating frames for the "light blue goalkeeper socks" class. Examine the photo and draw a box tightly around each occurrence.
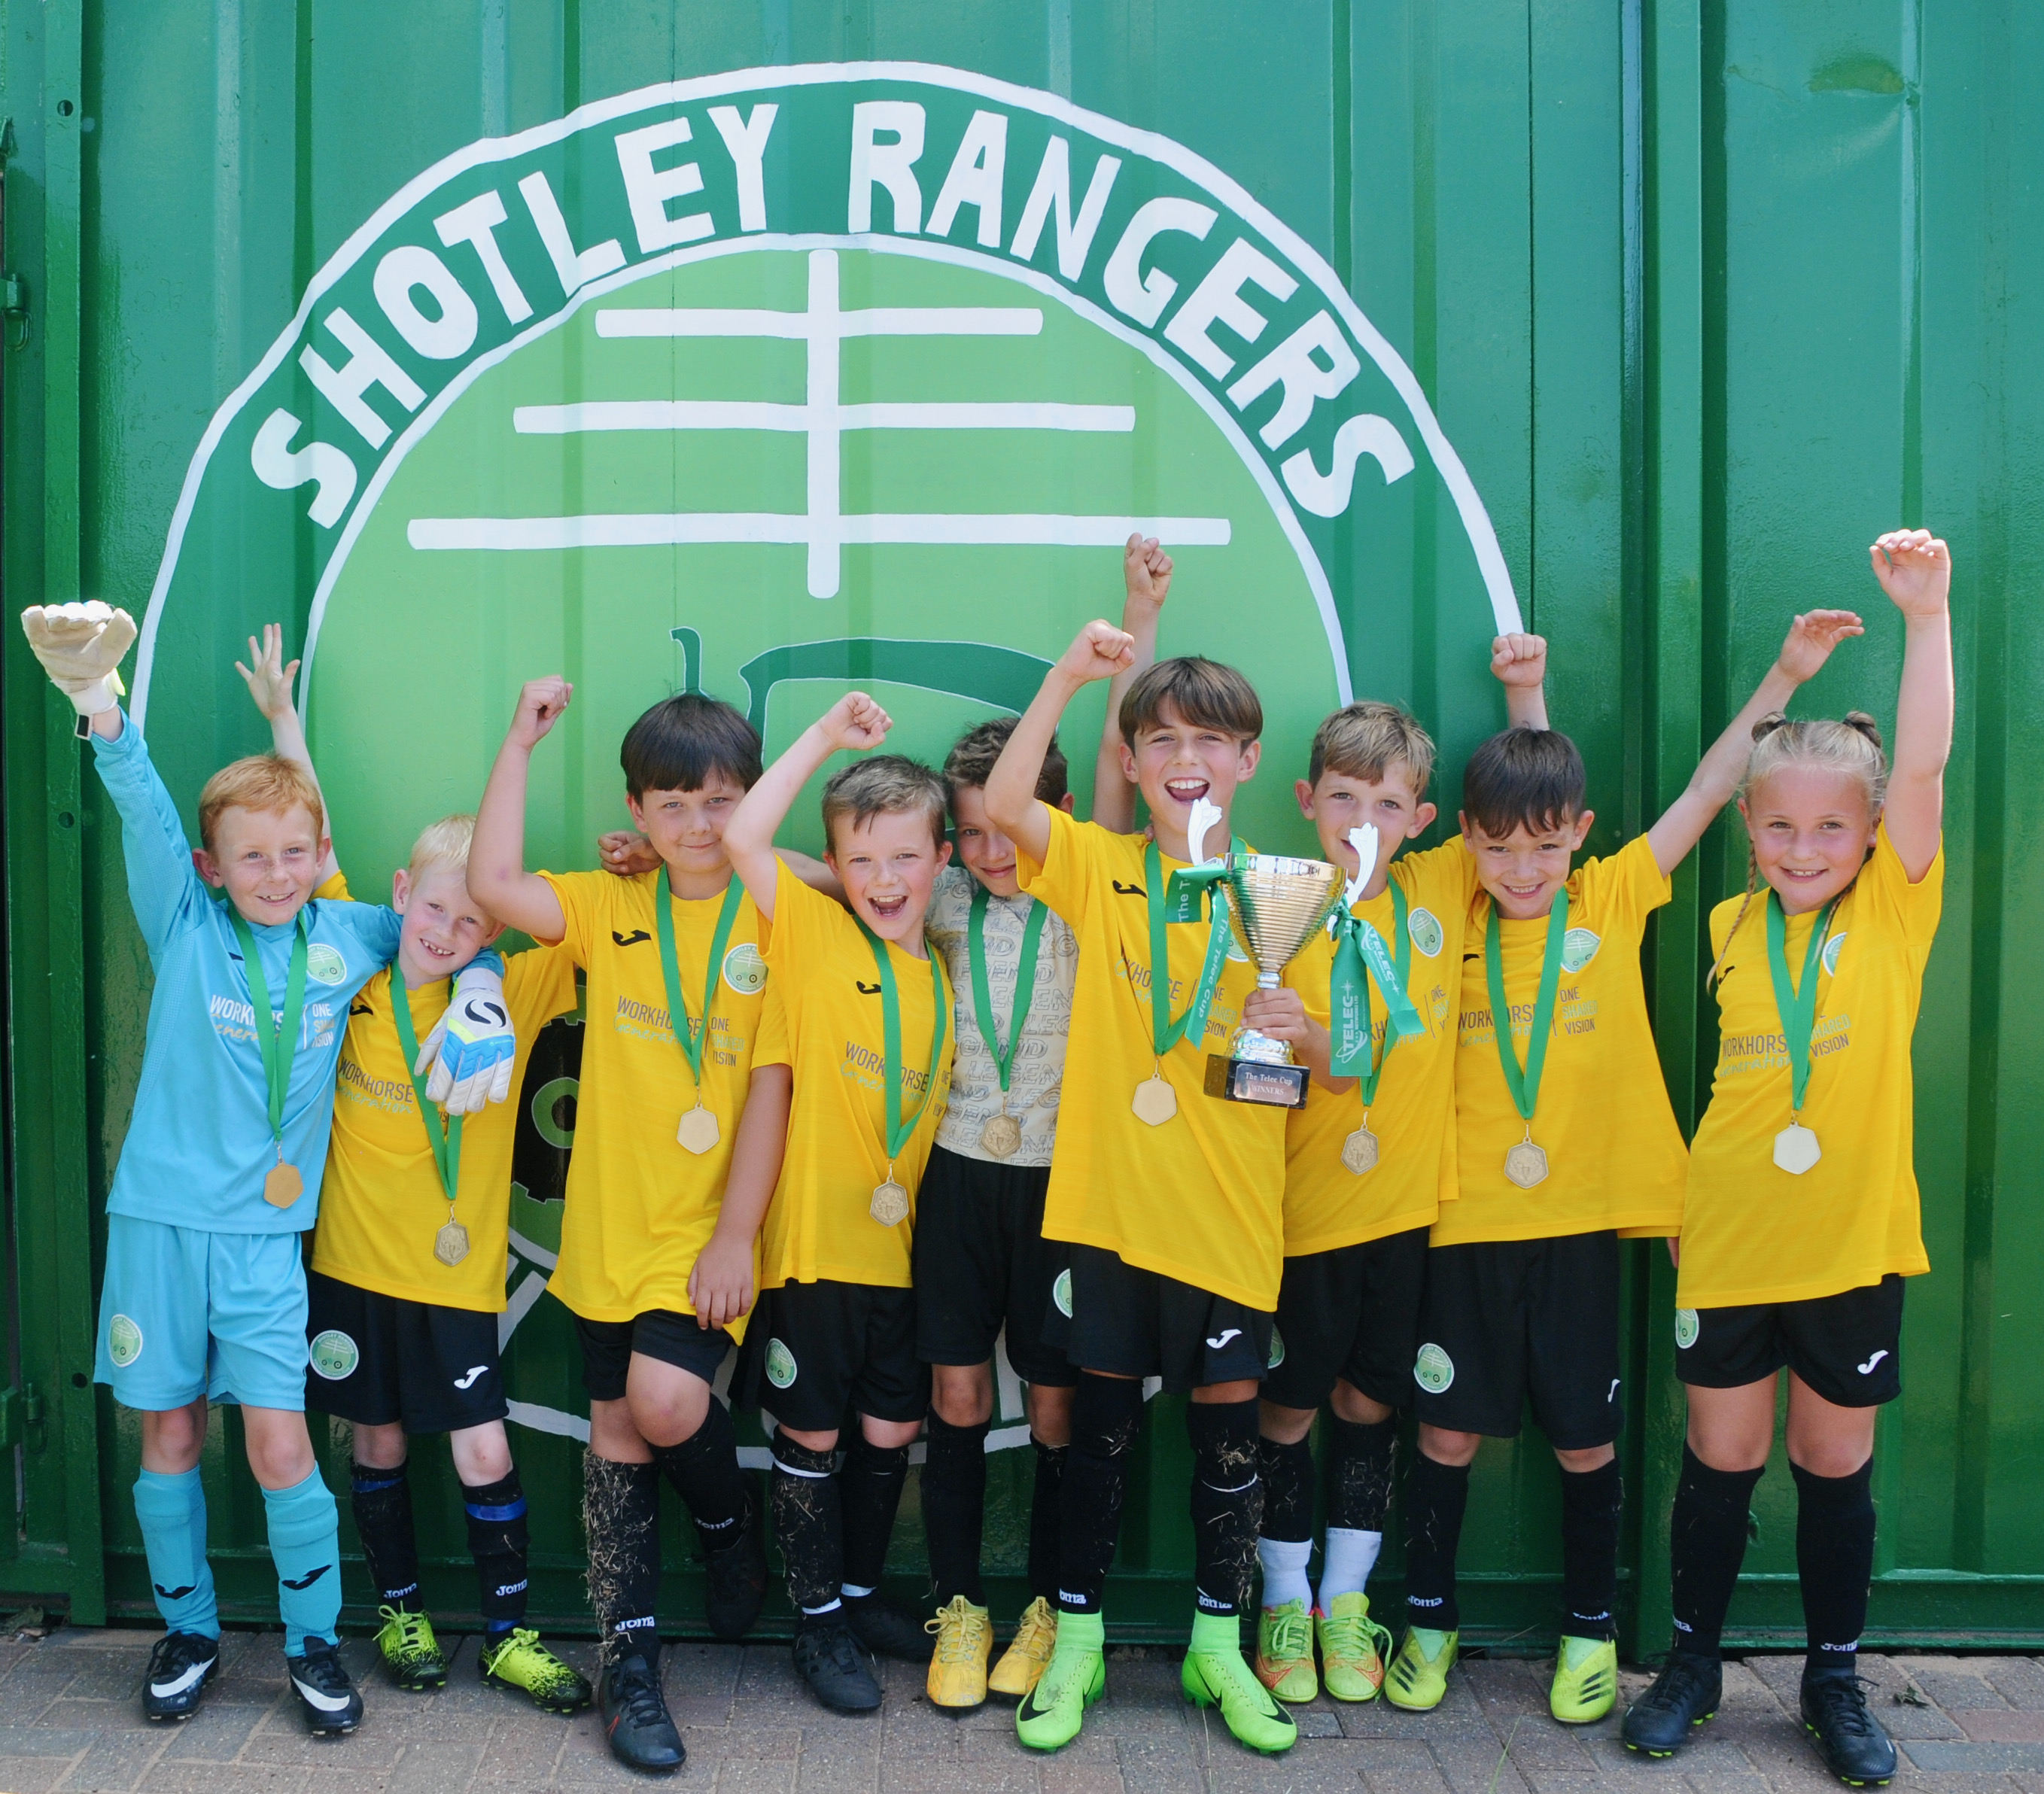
[263,1469,342,1656]
[133,1467,219,1640]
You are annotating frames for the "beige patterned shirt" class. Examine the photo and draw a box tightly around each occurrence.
[926,866,1077,1168]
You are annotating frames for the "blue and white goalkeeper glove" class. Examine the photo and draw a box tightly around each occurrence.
[415,961,516,1114]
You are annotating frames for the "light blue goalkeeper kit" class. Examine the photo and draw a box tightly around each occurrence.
[87,714,501,1652]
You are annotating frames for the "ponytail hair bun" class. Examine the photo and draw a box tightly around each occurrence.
[1842,710,1884,753]
[1736,710,1887,816]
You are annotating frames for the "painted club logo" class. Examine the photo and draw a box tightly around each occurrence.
[304,942,348,986]
[1413,1342,1455,1394]
[1561,928,1602,974]
[722,943,769,995]
[1674,1309,1700,1351]
[1407,908,1444,957]
[107,1314,143,1369]
[765,1338,798,1389]
[134,62,1516,881]
[309,1330,360,1381]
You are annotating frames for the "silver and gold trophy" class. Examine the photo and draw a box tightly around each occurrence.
[1203,852,1348,1108]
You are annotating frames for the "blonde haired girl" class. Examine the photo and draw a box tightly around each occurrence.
[1625,531,1953,1784]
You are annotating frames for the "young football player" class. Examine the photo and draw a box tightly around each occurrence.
[914,533,1163,1710]
[1385,607,1864,1726]
[721,697,955,1715]
[231,631,586,1712]
[470,678,796,1774]
[985,616,1299,1756]
[1246,638,1546,1706]
[18,606,512,1735]
[1623,531,1950,1786]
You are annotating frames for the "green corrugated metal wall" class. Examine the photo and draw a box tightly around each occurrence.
[0,1,2037,1651]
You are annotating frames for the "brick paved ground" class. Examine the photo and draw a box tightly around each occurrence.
[2,1625,2041,1792]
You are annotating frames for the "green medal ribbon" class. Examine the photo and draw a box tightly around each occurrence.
[228,908,311,1150]
[1765,890,1842,1115]
[1144,837,1239,1057]
[967,880,1048,1096]
[857,920,951,1161]
[655,868,744,1093]
[387,975,463,1200]
[1329,881,1424,1102]
[1483,892,1569,1124]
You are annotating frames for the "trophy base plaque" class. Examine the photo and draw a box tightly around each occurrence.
[1205,1053,1312,1108]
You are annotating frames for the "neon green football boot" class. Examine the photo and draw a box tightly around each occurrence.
[1252,1599,1318,1702]
[1182,1610,1298,1755]
[479,1627,593,1713]
[374,1605,448,1690]
[1384,1625,1458,1711]
[1015,1610,1106,1751]
[1317,1592,1394,1701]
[1550,1634,1619,1724]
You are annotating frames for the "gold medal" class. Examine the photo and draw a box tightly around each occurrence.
[677,1102,721,1155]
[1342,1126,1380,1176]
[434,1219,470,1266]
[980,1111,1022,1159]
[1504,1133,1550,1189]
[1132,1069,1178,1126]
[1772,1122,1821,1175]
[263,1160,304,1208]
[870,1178,910,1227]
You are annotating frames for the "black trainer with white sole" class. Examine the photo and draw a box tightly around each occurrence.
[142,1631,221,1722]
[842,1589,935,1662]
[598,1652,685,1773]
[792,1616,883,1713]
[287,1636,364,1734]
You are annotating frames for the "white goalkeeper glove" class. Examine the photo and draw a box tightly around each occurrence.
[415,961,517,1114]
[20,601,138,716]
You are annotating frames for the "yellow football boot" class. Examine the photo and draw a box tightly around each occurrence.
[1318,1592,1393,1701]
[1384,1625,1458,1711]
[1252,1598,1317,1702]
[988,1596,1057,1701]
[924,1595,993,1710]
[1550,1634,1619,1724]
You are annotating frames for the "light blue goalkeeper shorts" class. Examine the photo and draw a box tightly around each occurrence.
[95,1215,310,1412]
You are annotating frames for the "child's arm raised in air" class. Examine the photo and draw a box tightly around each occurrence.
[987,621,1136,865]
[1644,608,1866,877]
[1493,631,1550,729]
[469,677,575,942]
[236,625,339,885]
[598,829,847,902]
[1092,534,1171,832]
[1867,528,1953,880]
[687,1063,789,1329]
[723,692,892,919]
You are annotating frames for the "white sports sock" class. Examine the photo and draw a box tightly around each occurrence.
[1258,1535,1313,1611]
[1318,1527,1383,1604]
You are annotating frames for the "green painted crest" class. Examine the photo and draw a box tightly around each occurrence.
[309,1329,360,1381]
[108,1314,143,1369]
[1413,1342,1455,1394]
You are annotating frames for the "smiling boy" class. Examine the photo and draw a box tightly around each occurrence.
[19,604,510,1737]
[721,695,956,1714]
[984,619,1297,1757]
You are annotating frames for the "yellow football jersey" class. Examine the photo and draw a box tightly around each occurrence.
[1680,825,1942,1307]
[1280,841,1477,1255]
[1017,805,1285,1311]
[538,868,777,1328]
[758,863,953,1291]
[314,895,576,1312]
[1440,832,1688,1245]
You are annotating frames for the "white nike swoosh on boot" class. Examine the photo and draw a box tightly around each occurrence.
[292,1673,354,1711]
[150,1659,211,1698]
[1857,1350,1889,1375]
[1205,1329,1242,1350]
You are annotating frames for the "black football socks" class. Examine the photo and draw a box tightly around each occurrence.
[649,1397,749,1558]
[583,1451,662,1665]
[462,1469,531,1640]
[1055,1373,1145,1616]
[769,1437,844,1614]
[1187,1397,1263,1619]
[839,1436,911,1597]
[922,1412,991,1606]
[1403,1452,1471,1631]
[1027,1436,1068,1606]
[1792,1457,1875,1680]
[1558,1457,1623,1640]
[350,1460,422,1610]
[1668,1446,1764,1661]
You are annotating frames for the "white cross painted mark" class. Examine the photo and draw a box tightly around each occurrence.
[407,248,1231,597]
